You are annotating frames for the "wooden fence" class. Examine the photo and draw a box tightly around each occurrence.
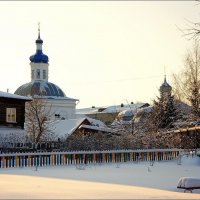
[0,149,180,169]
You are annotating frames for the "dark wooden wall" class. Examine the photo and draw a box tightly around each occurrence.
[0,97,27,129]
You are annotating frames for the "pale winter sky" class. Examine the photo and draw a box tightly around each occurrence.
[0,1,199,108]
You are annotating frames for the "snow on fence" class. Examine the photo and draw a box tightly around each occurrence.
[0,149,180,169]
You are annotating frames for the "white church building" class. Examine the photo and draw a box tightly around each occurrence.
[14,27,78,120]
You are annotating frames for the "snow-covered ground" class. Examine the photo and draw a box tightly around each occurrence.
[0,155,199,199]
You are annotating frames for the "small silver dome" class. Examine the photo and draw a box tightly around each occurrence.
[160,77,172,93]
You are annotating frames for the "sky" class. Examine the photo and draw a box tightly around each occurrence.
[0,1,199,108]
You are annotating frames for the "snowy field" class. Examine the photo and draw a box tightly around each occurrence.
[0,155,200,199]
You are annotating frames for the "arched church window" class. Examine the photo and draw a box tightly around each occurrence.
[31,70,34,79]
[37,69,40,79]
[43,70,46,79]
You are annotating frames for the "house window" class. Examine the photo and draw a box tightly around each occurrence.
[31,70,34,79]
[43,70,46,79]
[55,114,60,119]
[6,108,16,123]
[36,69,40,79]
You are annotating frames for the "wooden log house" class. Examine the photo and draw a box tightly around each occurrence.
[0,91,31,129]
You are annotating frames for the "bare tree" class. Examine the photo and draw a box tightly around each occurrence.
[180,20,200,40]
[25,96,56,146]
[178,1,200,40]
[173,40,200,120]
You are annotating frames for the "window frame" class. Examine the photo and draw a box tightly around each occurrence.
[6,108,16,123]
[43,69,46,79]
[36,69,40,79]
[31,70,34,79]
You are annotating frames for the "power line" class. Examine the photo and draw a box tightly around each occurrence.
[68,74,171,85]
[103,75,169,83]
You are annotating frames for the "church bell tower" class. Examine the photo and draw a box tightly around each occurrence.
[29,23,49,82]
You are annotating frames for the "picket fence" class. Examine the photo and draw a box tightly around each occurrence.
[0,149,180,169]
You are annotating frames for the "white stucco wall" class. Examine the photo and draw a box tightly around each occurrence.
[30,62,49,81]
[45,98,77,120]
[25,97,77,122]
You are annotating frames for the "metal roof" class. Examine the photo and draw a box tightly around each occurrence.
[14,80,66,97]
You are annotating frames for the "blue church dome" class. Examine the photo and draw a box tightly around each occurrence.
[14,80,66,97]
[30,50,49,63]
[29,32,49,63]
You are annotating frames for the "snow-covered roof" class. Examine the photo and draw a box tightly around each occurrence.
[118,109,137,117]
[135,106,153,116]
[35,95,79,101]
[88,118,106,127]
[0,91,31,100]
[76,103,149,115]
[75,114,107,127]
[175,100,191,114]
[51,118,89,138]
[79,125,115,133]
[50,116,109,139]
[103,103,149,113]
[115,106,153,121]
[76,107,102,115]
